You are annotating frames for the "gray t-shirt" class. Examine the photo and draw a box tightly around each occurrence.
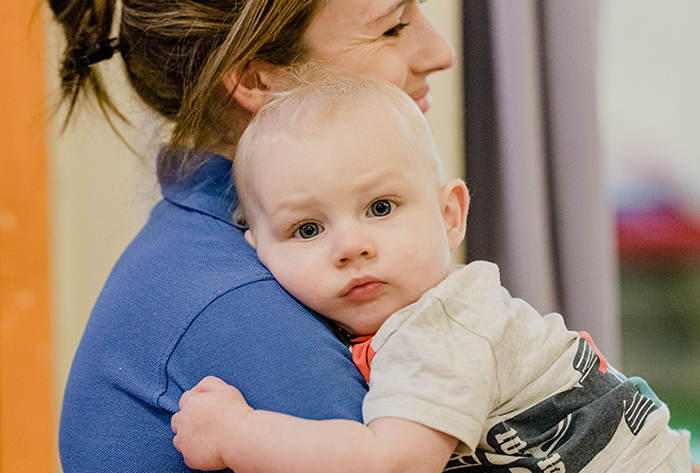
[361,261,682,472]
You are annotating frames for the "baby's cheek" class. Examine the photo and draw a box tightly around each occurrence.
[276,266,322,306]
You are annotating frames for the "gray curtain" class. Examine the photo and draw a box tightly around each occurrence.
[462,0,619,363]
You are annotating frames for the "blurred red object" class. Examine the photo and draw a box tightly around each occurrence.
[617,203,700,264]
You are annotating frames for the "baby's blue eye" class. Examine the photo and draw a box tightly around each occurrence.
[368,200,394,217]
[296,222,323,239]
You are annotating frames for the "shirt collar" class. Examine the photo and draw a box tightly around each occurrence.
[159,152,244,228]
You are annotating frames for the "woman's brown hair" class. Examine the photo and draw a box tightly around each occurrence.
[49,0,324,179]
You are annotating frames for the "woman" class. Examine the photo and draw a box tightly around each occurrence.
[51,0,454,471]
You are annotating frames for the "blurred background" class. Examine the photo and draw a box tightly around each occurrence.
[600,0,700,457]
[1,0,699,471]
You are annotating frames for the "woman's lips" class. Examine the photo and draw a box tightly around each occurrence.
[409,86,432,113]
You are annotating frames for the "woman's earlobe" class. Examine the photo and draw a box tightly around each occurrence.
[223,60,286,113]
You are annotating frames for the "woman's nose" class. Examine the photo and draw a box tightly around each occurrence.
[410,10,456,76]
[333,229,377,267]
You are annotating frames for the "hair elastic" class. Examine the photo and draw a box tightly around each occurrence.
[75,38,120,69]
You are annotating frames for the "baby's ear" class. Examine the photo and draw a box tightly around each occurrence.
[440,179,469,251]
[244,229,257,249]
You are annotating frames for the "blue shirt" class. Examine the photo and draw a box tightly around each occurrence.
[59,154,368,472]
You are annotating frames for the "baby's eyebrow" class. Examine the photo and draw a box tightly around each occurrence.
[265,197,320,231]
[268,194,319,215]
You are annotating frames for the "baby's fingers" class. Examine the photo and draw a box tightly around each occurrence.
[171,411,179,434]
[177,376,229,411]
[192,375,230,393]
[178,388,199,410]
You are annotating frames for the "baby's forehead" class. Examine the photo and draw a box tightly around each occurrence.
[261,110,417,162]
[239,80,444,183]
[270,100,418,155]
[280,93,403,130]
[255,105,435,175]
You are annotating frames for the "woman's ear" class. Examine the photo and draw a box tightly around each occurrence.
[223,60,288,113]
[439,179,470,251]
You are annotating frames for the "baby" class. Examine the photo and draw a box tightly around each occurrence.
[171,71,691,473]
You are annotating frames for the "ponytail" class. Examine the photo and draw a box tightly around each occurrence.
[49,0,123,124]
[48,0,324,180]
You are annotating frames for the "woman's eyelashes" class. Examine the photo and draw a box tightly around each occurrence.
[383,22,409,38]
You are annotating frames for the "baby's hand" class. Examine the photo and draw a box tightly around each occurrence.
[172,376,253,471]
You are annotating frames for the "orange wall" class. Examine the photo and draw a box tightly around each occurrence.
[0,4,56,472]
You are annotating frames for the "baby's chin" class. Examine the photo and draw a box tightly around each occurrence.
[340,313,396,339]
[325,296,419,337]
[340,325,381,339]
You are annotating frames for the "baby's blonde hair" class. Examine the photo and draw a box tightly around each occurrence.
[233,66,446,226]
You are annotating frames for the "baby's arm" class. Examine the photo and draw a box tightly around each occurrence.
[172,376,458,473]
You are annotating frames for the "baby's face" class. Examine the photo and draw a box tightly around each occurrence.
[244,109,458,336]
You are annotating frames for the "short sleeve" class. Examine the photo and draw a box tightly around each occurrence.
[362,295,499,451]
[163,278,368,421]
